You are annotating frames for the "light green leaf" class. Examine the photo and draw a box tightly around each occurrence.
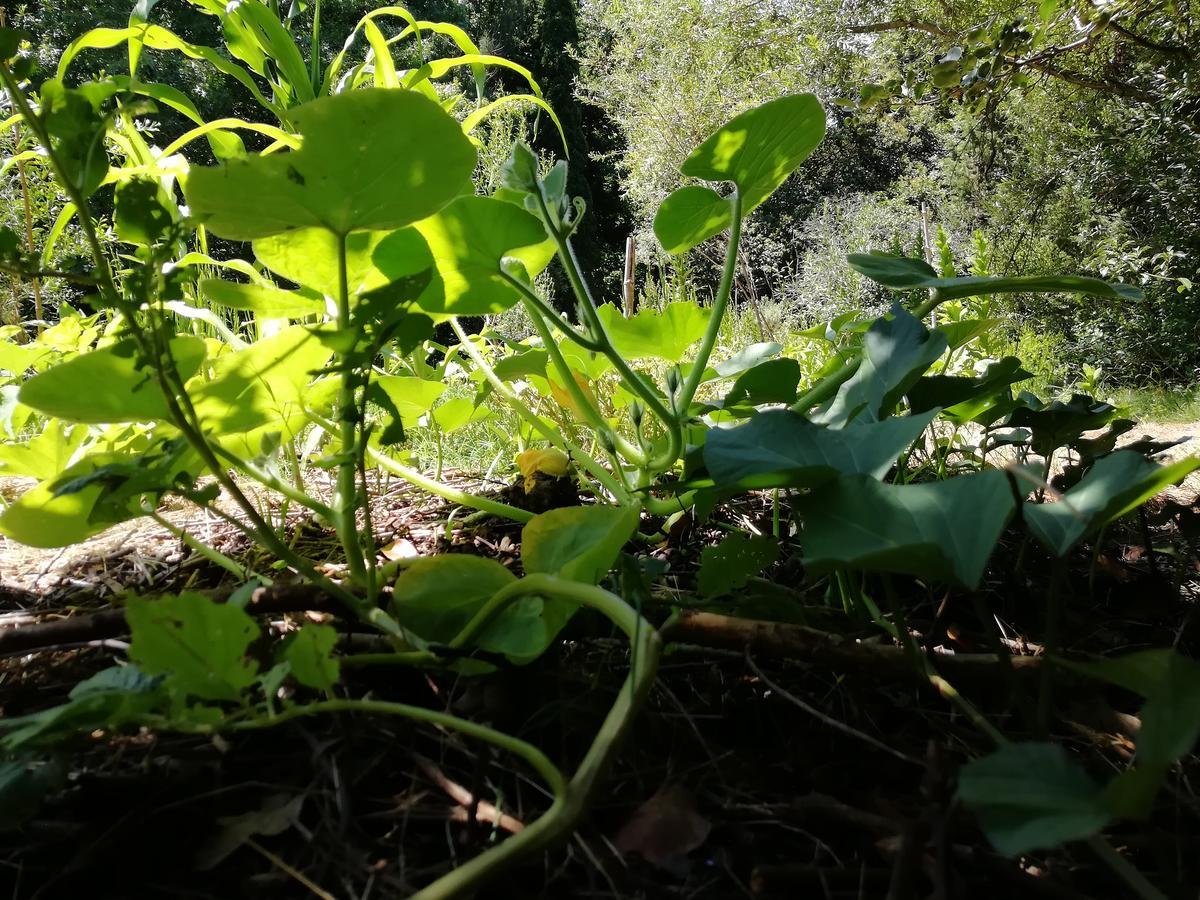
[653,185,732,254]
[189,326,332,435]
[681,94,826,212]
[522,505,639,585]
[0,420,86,480]
[199,279,325,318]
[253,226,432,300]
[185,90,476,239]
[433,397,493,433]
[1025,451,1200,556]
[796,470,1015,589]
[373,376,447,429]
[0,458,107,548]
[19,337,206,423]
[412,196,554,316]
[959,742,1112,856]
[126,593,260,702]
[595,301,710,363]
[283,624,340,690]
[704,409,936,491]
[698,533,779,598]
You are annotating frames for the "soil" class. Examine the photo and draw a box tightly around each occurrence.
[2,430,1200,900]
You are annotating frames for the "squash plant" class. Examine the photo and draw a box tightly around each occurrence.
[1,4,1199,897]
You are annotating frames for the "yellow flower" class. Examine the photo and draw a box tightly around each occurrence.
[516,448,570,493]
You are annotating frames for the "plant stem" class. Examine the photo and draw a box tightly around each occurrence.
[147,509,250,582]
[228,698,566,798]
[333,233,367,583]
[676,191,743,413]
[448,318,631,501]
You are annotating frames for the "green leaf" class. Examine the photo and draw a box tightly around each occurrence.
[796,470,1015,588]
[126,593,260,702]
[188,326,332,436]
[372,376,447,430]
[816,304,947,426]
[114,177,177,246]
[958,742,1112,856]
[1005,394,1119,458]
[1065,649,1200,769]
[722,358,802,408]
[907,357,1032,424]
[199,279,326,318]
[1025,451,1200,556]
[0,420,86,480]
[698,533,779,598]
[681,94,826,214]
[848,253,1143,302]
[653,185,732,254]
[433,397,493,433]
[703,409,937,490]
[0,458,108,547]
[39,78,112,197]
[412,196,554,316]
[595,301,711,363]
[19,337,206,423]
[391,555,561,663]
[0,760,63,832]
[283,624,340,690]
[185,89,476,239]
[522,505,640,585]
[253,226,432,299]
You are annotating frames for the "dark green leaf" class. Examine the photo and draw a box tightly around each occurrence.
[698,533,779,598]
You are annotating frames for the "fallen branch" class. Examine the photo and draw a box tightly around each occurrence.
[663,610,1042,680]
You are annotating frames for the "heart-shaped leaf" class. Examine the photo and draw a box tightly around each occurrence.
[796,470,1015,588]
[522,505,640,584]
[185,89,476,239]
[653,185,732,255]
[703,409,936,490]
[1025,451,1200,556]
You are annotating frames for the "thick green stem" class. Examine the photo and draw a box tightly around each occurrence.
[409,574,661,900]
[676,191,743,414]
[334,234,367,582]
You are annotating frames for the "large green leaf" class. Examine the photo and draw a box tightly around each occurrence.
[1025,451,1200,556]
[958,743,1112,856]
[185,89,476,239]
[126,593,259,702]
[595,301,711,363]
[199,279,326,318]
[681,94,826,213]
[848,253,1143,302]
[721,358,802,409]
[372,376,447,430]
[815,304,947,426]
[411,196,554,316]
[0,458,108,548]
[522,505,640,585]
[19,337,206,424]
[907,357,1032,424]
[188,326,332,435]
[0,420,86,480]
[391,555,564,664]
[253,226,432,299]
[703,409,936,490]
[796,470,1015,589]
[1005,394,1119,457]
[653,185,732,255]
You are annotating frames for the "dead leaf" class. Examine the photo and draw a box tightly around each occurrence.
[614,784,710,870]
[196,793,305,870]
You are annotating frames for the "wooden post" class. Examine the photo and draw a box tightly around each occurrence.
[623,235,636,317]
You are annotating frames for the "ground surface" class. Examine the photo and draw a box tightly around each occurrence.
[2,429,1200,900]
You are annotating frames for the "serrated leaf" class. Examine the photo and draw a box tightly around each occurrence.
[283,624,339,690]
[126,593,260,701]
[698,533,779,598]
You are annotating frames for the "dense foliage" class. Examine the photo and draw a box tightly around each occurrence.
[0,2,1198,899]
